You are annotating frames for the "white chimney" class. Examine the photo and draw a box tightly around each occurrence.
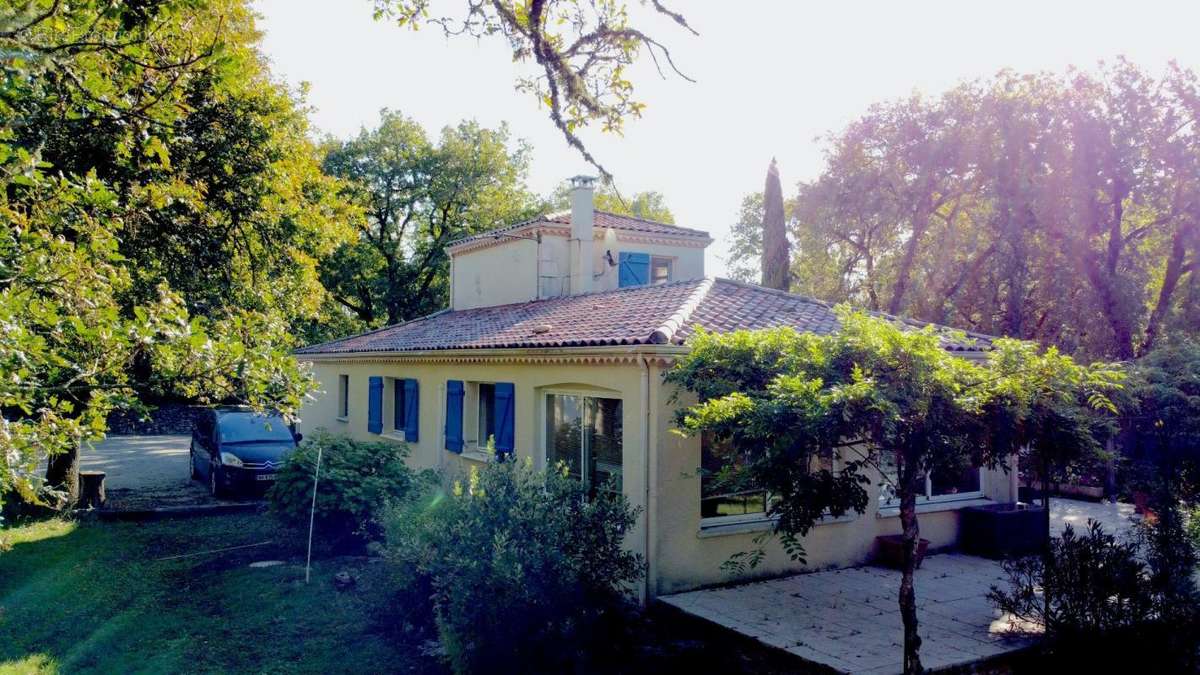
[568,175,596,295]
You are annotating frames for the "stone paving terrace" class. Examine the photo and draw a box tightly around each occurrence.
[659,499,1140,675]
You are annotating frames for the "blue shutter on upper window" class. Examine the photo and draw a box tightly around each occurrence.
[403,378,420,442]
[494,382,515,458]
[445,380,464,452]
[618,252,650,287]
[367,376,383,434]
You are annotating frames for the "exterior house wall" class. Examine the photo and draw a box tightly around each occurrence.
[298,356,653,591]
[590,237,707,293]
[448,230,707,310]
[647,365,1018,596]
[450,239,540,310]
[298,353,1018,601]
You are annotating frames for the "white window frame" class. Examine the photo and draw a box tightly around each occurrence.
[698,441,840,529]
[463,381,497,451]
[650,256,673,285]
[877,466,985,507]
[382,377,407,441]
[539,388,625,495]
[336,374,349,421]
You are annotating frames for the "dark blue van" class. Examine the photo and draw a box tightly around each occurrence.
[190,407,301,497]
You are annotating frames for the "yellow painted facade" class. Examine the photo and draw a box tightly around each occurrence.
[448,225,709,309]
[298,348,1018,601]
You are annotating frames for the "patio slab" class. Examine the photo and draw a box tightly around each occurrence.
[659,499,1140,674]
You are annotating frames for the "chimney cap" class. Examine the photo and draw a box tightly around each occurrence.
[569,175,597,189]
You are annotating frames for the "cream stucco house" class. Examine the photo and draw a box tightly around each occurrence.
[295,176,1017,601]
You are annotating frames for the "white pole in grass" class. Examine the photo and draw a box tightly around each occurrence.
[304,443,323,584]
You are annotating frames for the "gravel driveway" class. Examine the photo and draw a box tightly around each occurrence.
[83,435,193,491]
[81,434,231,509]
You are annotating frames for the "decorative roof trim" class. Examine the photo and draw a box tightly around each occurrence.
[295,308,452,355]
[446,209,712,252]
[614,232,712,248]
[447,222,711,257]
[547,210,712,239]
[297,344,685,367]
[445,222,569,256]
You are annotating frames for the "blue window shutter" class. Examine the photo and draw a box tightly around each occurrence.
[618,252,650,287]
[367,376,383,434]
[403,378,420,442]
[393,379,404,431]
[494,382,515,458]
[445,380,464,452]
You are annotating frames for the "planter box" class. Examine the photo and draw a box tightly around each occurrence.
[960,502,1045,559]
[874,535,930,570]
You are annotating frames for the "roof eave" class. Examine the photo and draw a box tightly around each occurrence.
[295,343,691,362]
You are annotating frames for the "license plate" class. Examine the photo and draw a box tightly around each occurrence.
[256,474,276,481]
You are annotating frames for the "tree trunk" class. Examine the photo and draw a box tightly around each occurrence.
[45,444,81,508]
[1041,453,1053,624]
[898,474,924,675]
[1140,222,1194,356]
[1080,253,1136,359]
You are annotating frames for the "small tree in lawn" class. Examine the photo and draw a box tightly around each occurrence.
[669,307,1008,675]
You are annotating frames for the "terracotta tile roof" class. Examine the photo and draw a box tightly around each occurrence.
[296,278,991,355]
[446,210,711,250]
[545,211,712,239]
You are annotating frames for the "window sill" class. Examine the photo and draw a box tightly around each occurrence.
[379,431,407,443]
[876,497,991,519]
[335,416,348,423]
[698,512,857,539]
[459,448,495,464]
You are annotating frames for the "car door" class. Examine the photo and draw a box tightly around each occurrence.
[208,413,222,475]
[194,412,216,477]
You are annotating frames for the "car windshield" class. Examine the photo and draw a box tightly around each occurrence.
[217,413,294,444]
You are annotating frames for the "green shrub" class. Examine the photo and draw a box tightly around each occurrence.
[383,459,643,674]
[990,518,1200,670]
[990,521,1152,638]
[268,430,429,548]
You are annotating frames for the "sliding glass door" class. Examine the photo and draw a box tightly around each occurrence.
[545,393,623,495]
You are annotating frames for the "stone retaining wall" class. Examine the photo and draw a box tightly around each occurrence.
[106,404,207,435]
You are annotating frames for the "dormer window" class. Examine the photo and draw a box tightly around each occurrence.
[619,252,674,287]
[651,256,672,285]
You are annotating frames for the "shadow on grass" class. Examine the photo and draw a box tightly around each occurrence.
[0,514,432,675]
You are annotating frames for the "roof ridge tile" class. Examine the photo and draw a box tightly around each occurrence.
[649,277,715,344]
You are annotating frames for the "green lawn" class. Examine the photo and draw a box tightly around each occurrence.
[0,514,428,675]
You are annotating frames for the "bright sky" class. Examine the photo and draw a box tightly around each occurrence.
[253,0,1200,277]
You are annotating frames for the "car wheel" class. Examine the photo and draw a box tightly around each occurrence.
[189,443,199,480]
[209,465,224,499]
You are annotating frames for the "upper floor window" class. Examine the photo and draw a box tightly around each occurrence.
[650,256,672,285]
[618,251,673,287]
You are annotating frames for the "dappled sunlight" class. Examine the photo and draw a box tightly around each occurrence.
[0,519,76,550]
[0,653,58,674]
[990,612,1043,637]
[662,553,1040,672]
[1049,498,1140,537]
